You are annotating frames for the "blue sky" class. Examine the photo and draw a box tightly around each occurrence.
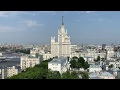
[0,11,120,45]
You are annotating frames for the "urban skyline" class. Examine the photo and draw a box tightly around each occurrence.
[0,11,120,45]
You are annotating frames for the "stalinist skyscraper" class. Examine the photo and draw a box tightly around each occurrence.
[51,16,71,58]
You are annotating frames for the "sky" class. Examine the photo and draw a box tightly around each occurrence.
[0,11,120,45]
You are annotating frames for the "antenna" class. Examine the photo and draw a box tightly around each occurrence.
[62,16,64,25]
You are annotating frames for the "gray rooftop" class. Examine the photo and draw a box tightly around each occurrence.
[111,68,120,72]
[90,76,103,79]
[89,72,98,77]
[48,57,67,64]
[89,65,101,68]
[99,72,114,77]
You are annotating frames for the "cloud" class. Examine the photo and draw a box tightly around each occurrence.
[0,25,24,32]
[77,11,96,14]
[51,12,56,15]
[20,20,44,28]
[0,11,31,17]
[19,20,44,31]
[0,19,44,32]
[84,11,96,13]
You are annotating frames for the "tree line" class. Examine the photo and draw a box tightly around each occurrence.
[8,57,89,79]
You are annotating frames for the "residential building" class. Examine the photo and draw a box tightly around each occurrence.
[0,66,7,79]
[7,66,21,78]
[89,71,115,79]
[20,55,40,70]
[48,57,69,74]
[89,64,102,72]
[99,71,115,79]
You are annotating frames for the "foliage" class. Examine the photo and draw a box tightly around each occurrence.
[94,56,101,62]
[62,71,79,79]
[15,49,30,54]
[70,56,89,70]
[8,57,89,79]
[78,71,89,79]
[8,59,52,79]
[47,70,61,79]
[70,60,77,68]
[82,62,90,70]
[108,64,113,68]
[81,72,89,79]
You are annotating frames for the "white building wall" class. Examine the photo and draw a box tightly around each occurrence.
[48,58,69,74]
[89,68,102,72]
[48,63,61,73]
[7,66,19,78]
[42,54,52,60]
[99,76,115,79]
[20,56,40,70]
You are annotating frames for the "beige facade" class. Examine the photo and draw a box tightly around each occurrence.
[7,66,20,78]
[51,17,71,58]
[0,66,7,79]
[20,55,40,70]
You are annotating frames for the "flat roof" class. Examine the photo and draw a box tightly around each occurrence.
[90,65,101,68]
[90,76,103,79]
[48,57,67,64]
[99,72,114,77]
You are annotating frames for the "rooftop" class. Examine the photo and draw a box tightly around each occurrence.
[48,57,67,64]
[99,72,114,77]
[84,56,94,58]
[89,65,101,68]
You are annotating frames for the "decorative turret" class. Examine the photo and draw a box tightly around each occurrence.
[60,16,65,33]
[51,36,55,43]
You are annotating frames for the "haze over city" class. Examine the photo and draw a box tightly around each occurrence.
[0,11,120,45]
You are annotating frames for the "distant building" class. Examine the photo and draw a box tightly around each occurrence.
[0,66,7,79]
[89,71,115,79]
[20,55,40,70]
[102,44,106,50]
[83,56,94,62]
[89,64,102,73]
[108,68,120,76]
[48,57,70,74]
[7,66,21,78]
[99,71,115,79]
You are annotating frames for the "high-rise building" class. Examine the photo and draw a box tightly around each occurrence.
[51,16,71,58]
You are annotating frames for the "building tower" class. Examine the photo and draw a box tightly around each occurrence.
[51,16,71,58]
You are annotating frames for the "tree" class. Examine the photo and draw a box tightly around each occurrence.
[76,63,82,70]
[108,64,113,68]
[62,71,79,79]
[47,71,61,79]
[70,60,77,68]
[78,57,85,65]
[62,71,71,79]
[72,56,78,60]
[70,71,79,79]
[83,62,90,70]
[97,56,100,61]
[81,72,89,79]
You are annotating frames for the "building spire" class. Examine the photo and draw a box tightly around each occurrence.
[62,16,64,25]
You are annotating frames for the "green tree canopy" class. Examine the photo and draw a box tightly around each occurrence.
[47,71,61,79]
[81,72,89,79]
[62,71,79,79]
[82,62,90,70]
